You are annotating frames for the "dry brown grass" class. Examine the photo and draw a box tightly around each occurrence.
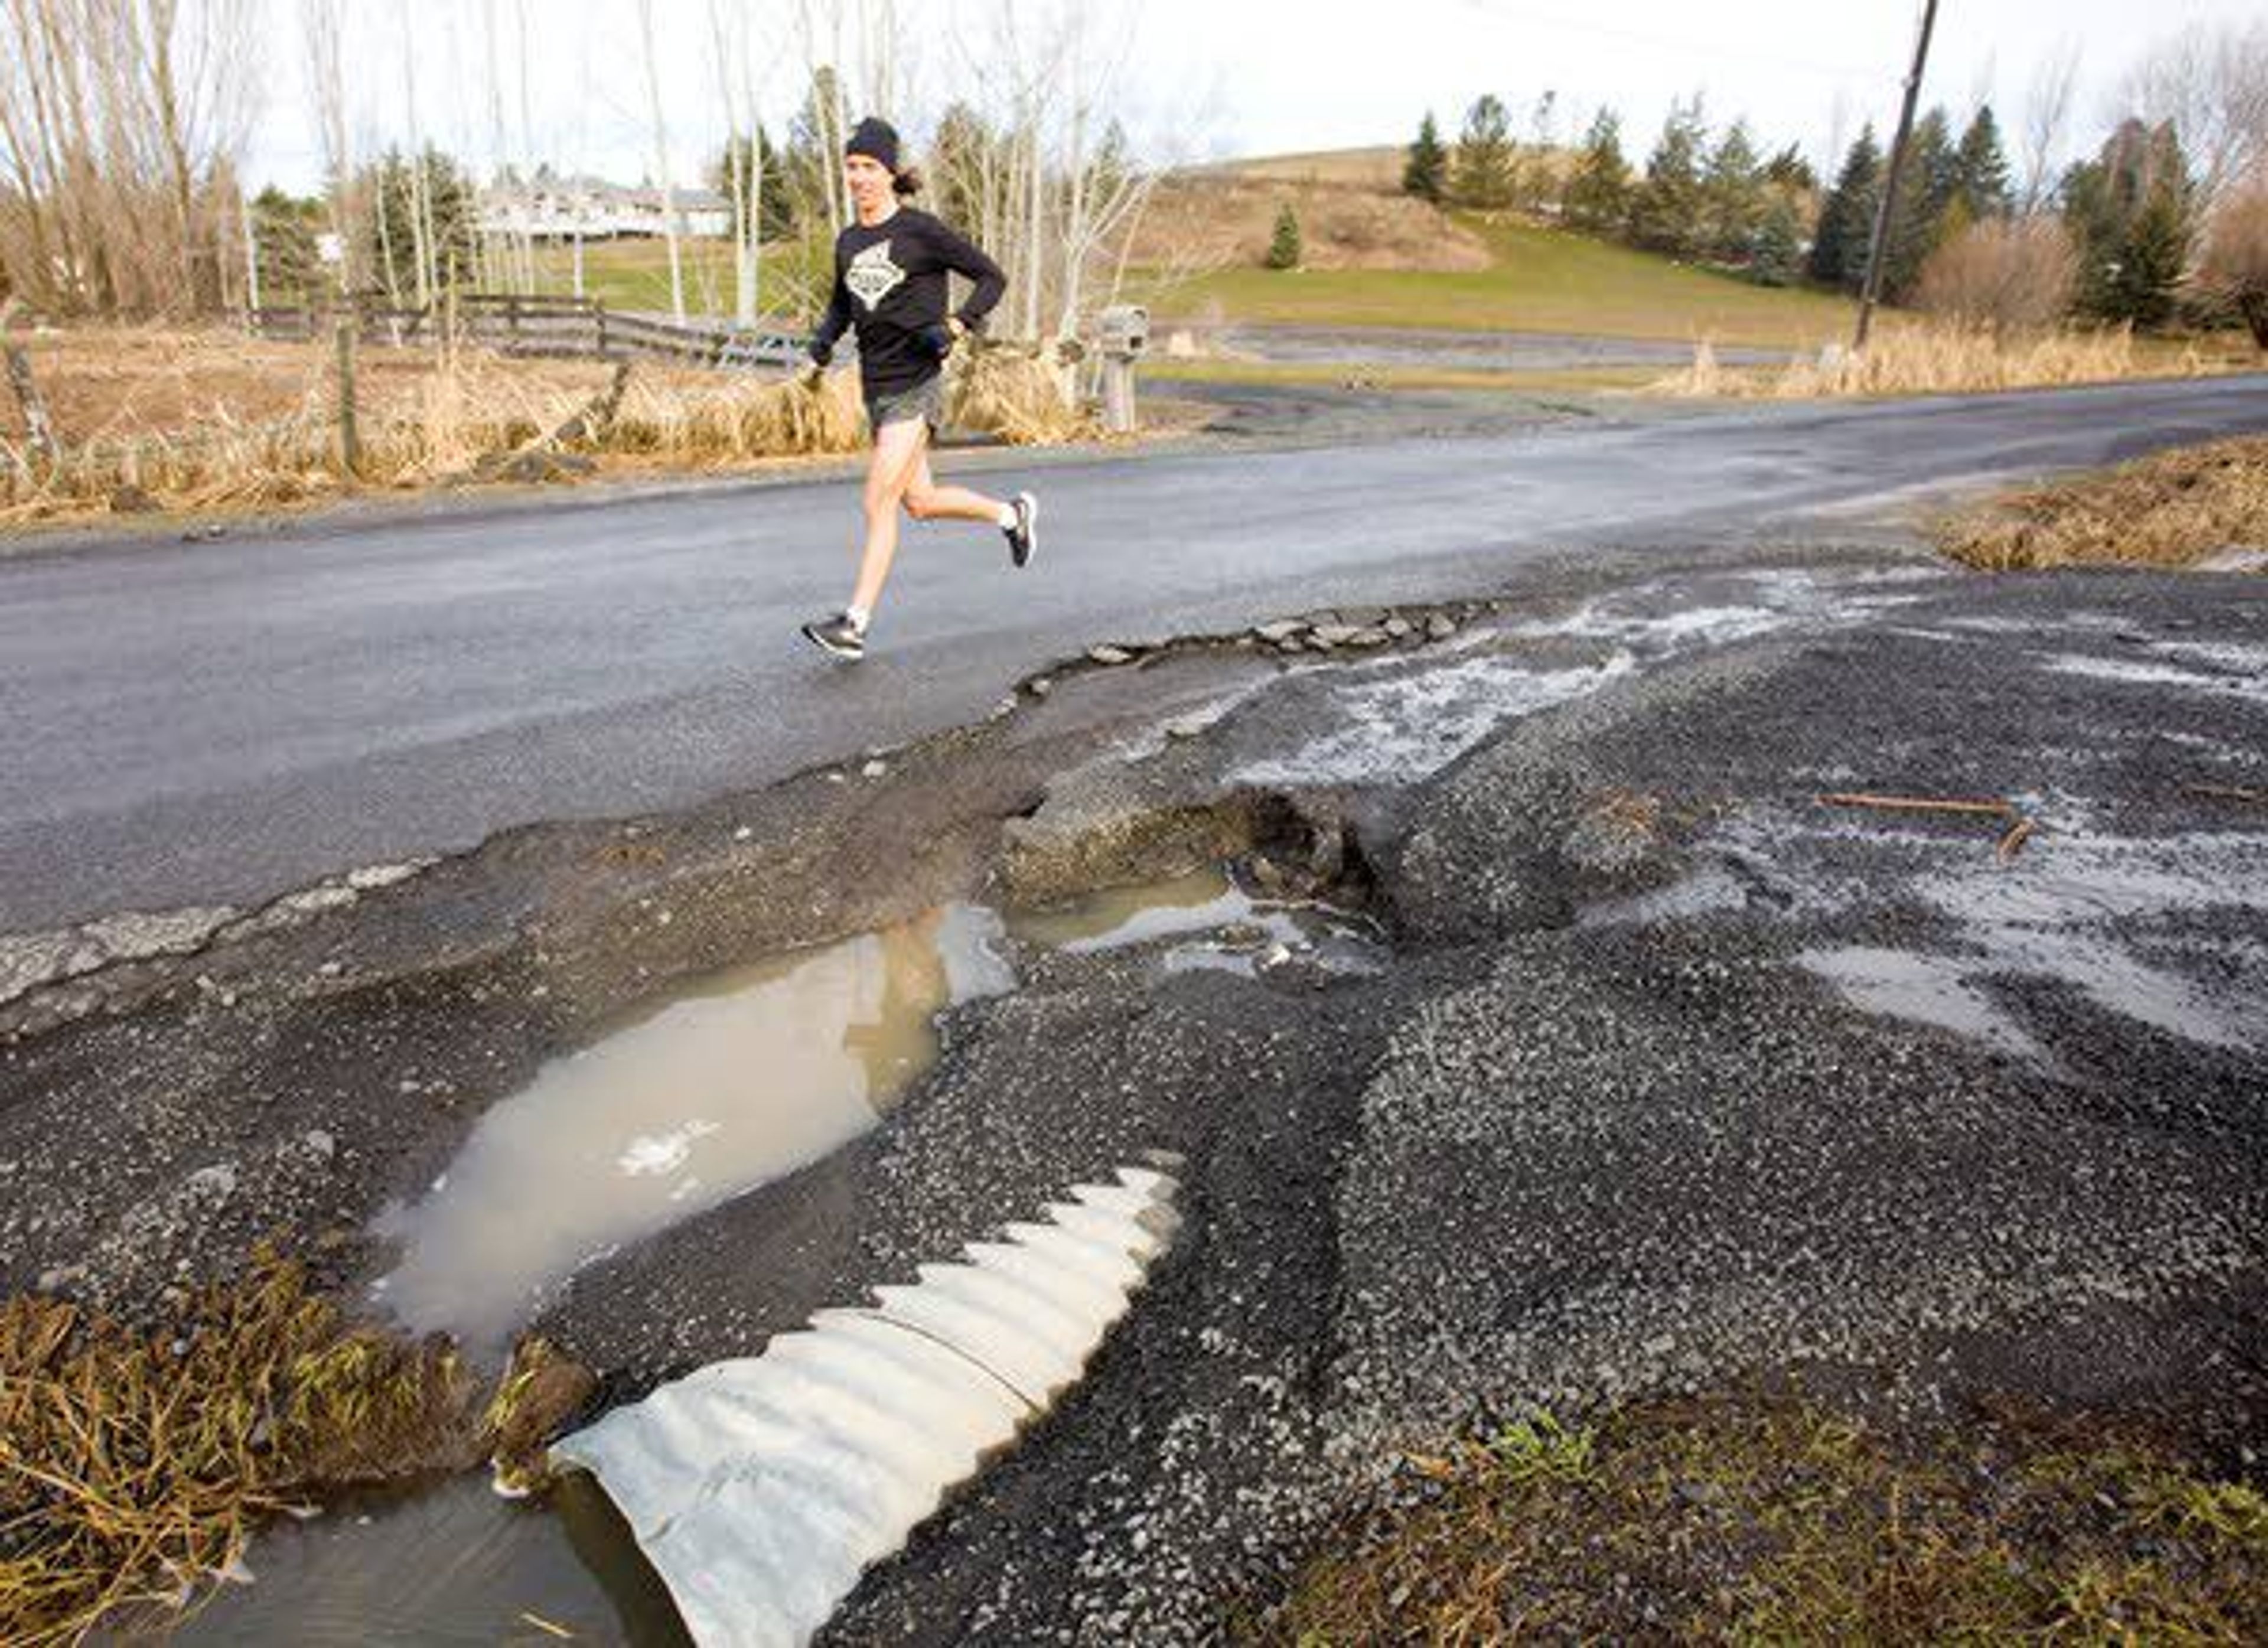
[1937,435,2268,571]
[0,323,1096,527]
[0,1254,598,1645]
[1203,147,1409,190]
[1649,321,2231,400]
[1262,1396,2268,1644]
[1128,175,1490,274]
[947,341,1097,444]
[0,326,876,525]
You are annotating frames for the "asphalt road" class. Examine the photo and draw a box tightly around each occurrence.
[3,375,2263,932]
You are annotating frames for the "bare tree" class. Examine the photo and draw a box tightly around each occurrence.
[2019,38,2080,216]
[2123,19,2268,210]
[1913,216,2080,330]
[634,0,687,322]
[2197,171,2268,347]
[0,0,259,315]
[303,0,357,296]
[930,2,1173,349]
[709,0,770,327]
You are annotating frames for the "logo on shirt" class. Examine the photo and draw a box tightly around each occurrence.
[845,240,907,311]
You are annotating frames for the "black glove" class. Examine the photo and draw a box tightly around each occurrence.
[916,321,957,360]
[806,337,834,369]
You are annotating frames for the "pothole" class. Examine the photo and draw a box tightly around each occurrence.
[1007,863,1387,979]
[371,905,1013,1351]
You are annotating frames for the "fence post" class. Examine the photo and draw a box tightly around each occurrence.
[1,299,59,469]
[333,315,361,484]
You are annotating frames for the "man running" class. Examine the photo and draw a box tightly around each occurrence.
[800,116,1037,662]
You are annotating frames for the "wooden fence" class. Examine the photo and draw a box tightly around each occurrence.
[243,292,809,371]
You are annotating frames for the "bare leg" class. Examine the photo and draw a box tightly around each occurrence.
[848,418,931,617]
[902,451,1010,526]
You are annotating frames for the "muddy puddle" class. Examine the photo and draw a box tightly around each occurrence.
[1008,865,1386,978]
[370,905,1012,1351]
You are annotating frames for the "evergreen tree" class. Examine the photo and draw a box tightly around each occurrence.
[1879,107,1959,300]
[2116,187,2191,327]
[1952,105,2011,222]
[1701,119,1766,262]
[1627,96,1707,256]
[1266,203,1304,270]
[1808,126,1882,289]
[1562,108,1632,235]
[1403,110,1449,204]
[1748,194,1806,286]
[249,187,324,303]
[1763,144,1817,194]
[1451,94,1517,210]
[2065,119,2194,327]
[711,127,794,242]
[362,146,478,300]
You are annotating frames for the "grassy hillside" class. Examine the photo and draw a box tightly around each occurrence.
[1149,214,1863,349]
[1197,146,1407,190]
[514,201,1861,354]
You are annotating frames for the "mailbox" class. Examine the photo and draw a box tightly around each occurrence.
[1098,304,1149,359]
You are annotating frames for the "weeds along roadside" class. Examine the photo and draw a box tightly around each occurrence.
[0,1250,591,1647]
[0,328,1092,528]
[1647,321,2247,400]
[1933,433,2268,571]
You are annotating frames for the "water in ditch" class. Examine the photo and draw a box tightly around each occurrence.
[371,904,1012,1353]
[183,906,1010,1646]
[176,872,1376,1643]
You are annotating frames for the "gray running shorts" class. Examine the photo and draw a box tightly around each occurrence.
[868,374,944,435]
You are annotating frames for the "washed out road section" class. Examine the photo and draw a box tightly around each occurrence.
[2,375,2262,931]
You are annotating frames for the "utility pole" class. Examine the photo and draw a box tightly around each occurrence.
[1854,0,1940,351]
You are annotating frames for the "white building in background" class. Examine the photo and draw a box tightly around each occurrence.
[478,172,733,240]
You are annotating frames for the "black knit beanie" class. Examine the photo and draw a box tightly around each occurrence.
[845,116,901,174]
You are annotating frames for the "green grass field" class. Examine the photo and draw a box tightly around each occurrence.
[510,212,1858,353]
[523,238,825,318]
[1148,214,1863,349]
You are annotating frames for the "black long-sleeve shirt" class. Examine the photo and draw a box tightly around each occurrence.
[810,206,1008,399]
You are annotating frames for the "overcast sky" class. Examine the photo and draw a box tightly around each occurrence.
[246,0,2258,191]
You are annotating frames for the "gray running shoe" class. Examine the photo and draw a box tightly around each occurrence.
[800,612,866,660]
[1005,491,1038,569]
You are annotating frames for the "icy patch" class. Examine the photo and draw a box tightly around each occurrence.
[1234,652,1637,786]
[1858,830,2268,1054]
[2044,654,2268,704]
[2153,639,2268,676]
[1581,863,1755,927]
[1802,946,2045,1061]
[1523,604,1790,647]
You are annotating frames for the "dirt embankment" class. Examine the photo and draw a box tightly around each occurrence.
[1128,172,1489,274]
